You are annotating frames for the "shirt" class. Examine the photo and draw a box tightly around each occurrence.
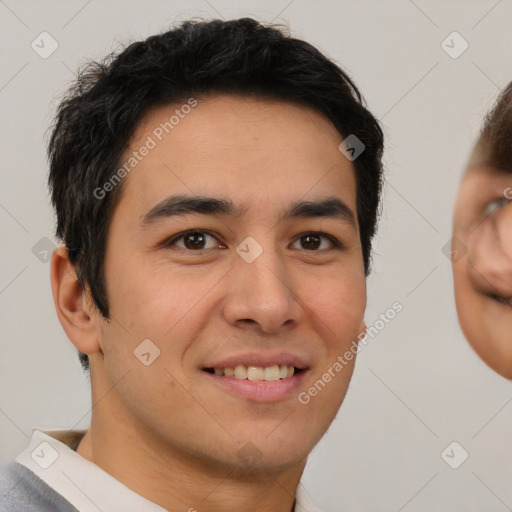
[0,429,325,512]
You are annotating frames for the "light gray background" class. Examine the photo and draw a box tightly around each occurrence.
[1,1,511,511]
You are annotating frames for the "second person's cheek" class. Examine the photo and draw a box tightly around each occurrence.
[496,204,512,256]
[467,216,512,298]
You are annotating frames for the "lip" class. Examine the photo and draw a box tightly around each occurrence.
[201,368,309,402]
[201,351,310,370]
[200,351,311,403]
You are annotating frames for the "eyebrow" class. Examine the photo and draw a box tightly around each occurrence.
[140,194,356,228]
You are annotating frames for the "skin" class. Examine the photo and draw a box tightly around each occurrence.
[452,151,512,379]
[51,94,367,512]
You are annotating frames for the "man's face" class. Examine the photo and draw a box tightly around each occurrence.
[452,159,512,379]
[92,94,367,470]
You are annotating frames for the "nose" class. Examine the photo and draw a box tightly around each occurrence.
[467,204,512,298]
[222,241,303,334]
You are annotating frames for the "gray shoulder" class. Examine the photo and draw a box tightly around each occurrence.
[0,462,78,512]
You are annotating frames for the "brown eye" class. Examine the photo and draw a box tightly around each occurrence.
[183,232,207,249]
[301,234,321,250]
[291,232,341,251]
[166,230,222,251]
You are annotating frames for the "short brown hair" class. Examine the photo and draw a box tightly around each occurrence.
[474,81,512,172]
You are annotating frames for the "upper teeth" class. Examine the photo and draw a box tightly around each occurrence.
[213,364,295,381]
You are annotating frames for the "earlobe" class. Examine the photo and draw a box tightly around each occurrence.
[50,245,100,357]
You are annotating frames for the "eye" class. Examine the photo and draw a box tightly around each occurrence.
[490,294,512,308]
[290,232,342,251]
[484,197,512,216]
[163,230,343,253]
[164,230,225,251]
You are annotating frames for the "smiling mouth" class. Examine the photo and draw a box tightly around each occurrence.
[202,364,305,381]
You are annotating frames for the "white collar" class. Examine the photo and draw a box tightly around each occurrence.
[16,429,324,512]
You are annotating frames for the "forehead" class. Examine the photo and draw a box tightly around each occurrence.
[463,164,512,183]
[116,94,358,221]
[465,139,512,178]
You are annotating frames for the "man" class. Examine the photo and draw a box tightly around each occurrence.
[452,81,512,379]
[0,18,384,511]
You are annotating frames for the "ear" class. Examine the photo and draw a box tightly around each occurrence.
[50,245,101,357]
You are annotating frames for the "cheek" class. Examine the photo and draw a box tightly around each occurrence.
[453,186,474,232]
[452,242,484,336]
[465,217,512,297]
[453,269,477,339]
[452,251,468,301]
[106,253,206,333]
[452,250,511,371]
[305,271,366,338]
